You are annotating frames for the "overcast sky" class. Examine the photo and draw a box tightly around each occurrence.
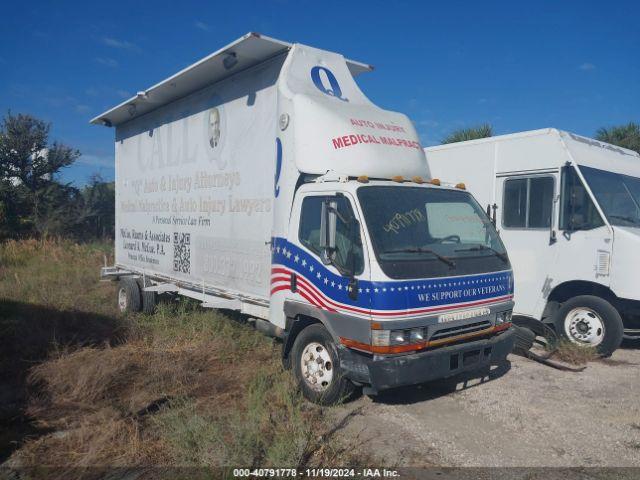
[1,0,638,185]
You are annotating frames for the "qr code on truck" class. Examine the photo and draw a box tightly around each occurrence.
[173,232,191,274]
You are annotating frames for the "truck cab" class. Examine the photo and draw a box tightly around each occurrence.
[275,175,515,403]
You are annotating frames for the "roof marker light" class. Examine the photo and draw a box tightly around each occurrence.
[455,182,466,190]
[430,178,441,186]
[412,176,424,184]
[391,175,404,183]
[357,175,369,183]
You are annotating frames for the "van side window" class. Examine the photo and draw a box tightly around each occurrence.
[503,176,554,228]
[298,196,364,275]
[560,166,604,231]
[503,179,527,227]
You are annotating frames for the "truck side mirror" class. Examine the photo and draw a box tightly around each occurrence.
[319,199,337,265]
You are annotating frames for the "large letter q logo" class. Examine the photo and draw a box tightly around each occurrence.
[310,66,348,102]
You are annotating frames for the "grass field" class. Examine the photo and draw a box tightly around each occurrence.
[0,239,364,478]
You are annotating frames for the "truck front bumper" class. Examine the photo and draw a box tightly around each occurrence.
[338,328,515,392]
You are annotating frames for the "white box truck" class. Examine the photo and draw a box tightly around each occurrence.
[92,33,515,404]
[426,128,640,356]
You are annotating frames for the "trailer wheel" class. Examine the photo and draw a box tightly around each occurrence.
[117,277,142,314]
[554,295,623,357]
[291,324,355,405]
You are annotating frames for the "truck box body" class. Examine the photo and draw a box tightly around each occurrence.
[94,33,515,399]
[426,129,640,351]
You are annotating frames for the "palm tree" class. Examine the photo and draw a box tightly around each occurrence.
[595,122,640,154]
[441,124,493,144]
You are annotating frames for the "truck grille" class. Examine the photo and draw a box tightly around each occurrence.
[430,319,492,342]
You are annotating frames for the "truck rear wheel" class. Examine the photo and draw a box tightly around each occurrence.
[554,295,623,357]
[291,324,356,405]
[138,279,157,314]
[117,277,142,314]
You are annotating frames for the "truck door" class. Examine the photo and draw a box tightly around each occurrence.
[282,191,372,341]
[495,174,559,317]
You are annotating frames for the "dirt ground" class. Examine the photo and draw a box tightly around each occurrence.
[332,344,640,468]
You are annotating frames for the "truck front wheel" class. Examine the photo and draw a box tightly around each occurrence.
[291,324,356,405]
[554,295,623,357]
[117,277,142,314]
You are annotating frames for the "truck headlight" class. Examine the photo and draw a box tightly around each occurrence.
[372,328,426,346]
[391,329,407,345]
[409,328,425,343]
[496,310,512,325]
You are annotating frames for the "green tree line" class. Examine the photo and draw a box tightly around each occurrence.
[0,112,115,241]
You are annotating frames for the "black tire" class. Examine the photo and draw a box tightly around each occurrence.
[554,295,623,357]
[117,277,142,313]
[512,317,558,354]
[291,324,356,405]
[512,325,536,355]
[138,279,157,315]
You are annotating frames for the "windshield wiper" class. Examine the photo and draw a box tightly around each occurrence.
[609,214,640,226]
[381,248,456,268]
[455,244,509,263]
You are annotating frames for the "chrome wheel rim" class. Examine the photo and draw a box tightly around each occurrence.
[118,288,128,312]
[564,307,605,346]
[300,342,333,392]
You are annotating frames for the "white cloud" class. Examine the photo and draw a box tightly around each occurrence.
[195,21,210,31]
[75,104,91,114]
[116,89,131,99]
[95,57,119,68]
[579,62,596,71]
[102,37,141,52]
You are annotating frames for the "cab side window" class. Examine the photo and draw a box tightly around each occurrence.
[298,196,364,275]
[503,176,554,229]
[299,197,324,255]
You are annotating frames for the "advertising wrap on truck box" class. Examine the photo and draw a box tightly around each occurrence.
[114,55,284,298]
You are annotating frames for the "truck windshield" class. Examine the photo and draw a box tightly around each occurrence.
[357,186,509,280]
[579,165,640,228]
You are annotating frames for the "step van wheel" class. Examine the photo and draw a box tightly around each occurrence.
[117,277,142,314]
[554,295,623,357]
[291,324,356,405]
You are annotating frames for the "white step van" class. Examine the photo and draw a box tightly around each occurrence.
[92,33,515,403]
[426,128,640,356]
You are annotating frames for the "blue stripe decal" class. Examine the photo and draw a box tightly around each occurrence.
[271,238,513,313]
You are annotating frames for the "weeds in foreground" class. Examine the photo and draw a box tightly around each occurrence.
[1,239,360,474]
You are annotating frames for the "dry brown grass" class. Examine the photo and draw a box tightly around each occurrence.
[1,239,363,477]
[552,340,600,365]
